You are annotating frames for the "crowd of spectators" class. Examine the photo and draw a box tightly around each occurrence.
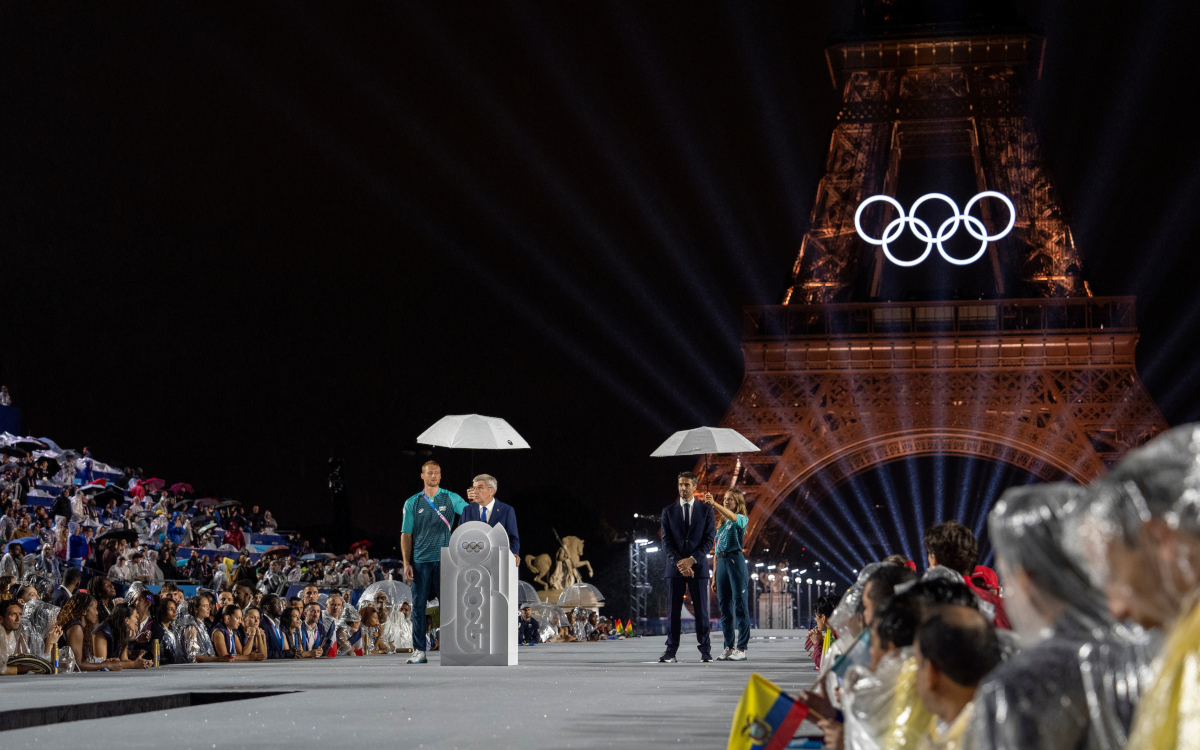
[0,433,422,674]
[793,424,1200,749]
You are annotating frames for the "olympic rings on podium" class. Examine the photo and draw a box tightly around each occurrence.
[853,191,1016,267]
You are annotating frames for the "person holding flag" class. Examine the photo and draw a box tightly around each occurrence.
[400,460,468,665]
[728,674,818,750]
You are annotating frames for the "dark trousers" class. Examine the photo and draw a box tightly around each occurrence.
[664,575,711,657]
[411,561,440,652]
[715,552,751,651]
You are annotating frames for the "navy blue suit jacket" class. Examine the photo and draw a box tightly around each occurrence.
[460,500,520,555]
[660,500,716,579]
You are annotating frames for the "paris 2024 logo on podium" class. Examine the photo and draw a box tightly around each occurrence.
[440,520,518,666]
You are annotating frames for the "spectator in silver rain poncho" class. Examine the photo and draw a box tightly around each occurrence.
[173,592,221,663]
[968,483,1157,750]
[1063,424,1200,749]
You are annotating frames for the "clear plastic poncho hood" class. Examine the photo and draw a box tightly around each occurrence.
[969,482,1158,750]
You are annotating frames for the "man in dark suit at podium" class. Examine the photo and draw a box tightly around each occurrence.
[659,471,716,663]
[461,474,520,563]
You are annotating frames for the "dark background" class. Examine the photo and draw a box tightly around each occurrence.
[3,2,1199,596]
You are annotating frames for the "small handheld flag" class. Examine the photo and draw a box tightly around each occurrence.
[727,674,812,750]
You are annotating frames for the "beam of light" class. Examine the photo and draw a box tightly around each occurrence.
[716,0,814,239]
[390,4,735,406]
[871,462,917,562]
[504,3,741,352]
[183,8,677,433]
[774,490,869,570]
[1138,295,1200,389]
[1127,151,1200,301]
[276,4,718,423]
[782,529,856,585]
[608,2,775,306]
[890,371,927,542]
[1063,0,1174,252]
[954,445,979,524]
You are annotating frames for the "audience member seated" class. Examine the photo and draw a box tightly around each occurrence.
[295,602,332,658]
[258,595,295,659]
[968,483,1157,750]
[1,596,60,675]
[175,595,222,664]
[355,603,389,655]
[924,521,1010,629]
[913,605,1003,748]
[52,568,81,607]
[240,605,270,660]
[149,596,179,666]
[92,602,152,670]
[1074,424,1200,749]
[56,592,118,672]
[211,604,265,662]
[518,605,540,645]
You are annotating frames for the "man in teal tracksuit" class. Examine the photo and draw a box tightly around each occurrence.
[400,460,468,664]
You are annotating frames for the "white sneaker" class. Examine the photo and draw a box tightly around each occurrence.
[715,648,734,661]
[729,649,747,661]
[406,651,428,664]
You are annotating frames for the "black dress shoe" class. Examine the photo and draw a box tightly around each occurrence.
[658,652,678,663]
[700,653,713,662]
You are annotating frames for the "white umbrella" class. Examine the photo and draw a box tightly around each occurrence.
[651,426,759,491]
[417,414,531,450]
[650,427,758,457]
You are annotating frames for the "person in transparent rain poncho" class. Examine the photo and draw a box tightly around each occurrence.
[802,577,980,750]
[1064,424,1200,750]
[172,592,221,663]
[966,483,1157,750]
[359,581,412,653]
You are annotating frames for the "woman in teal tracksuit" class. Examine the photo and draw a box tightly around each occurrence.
[705,488,750,661]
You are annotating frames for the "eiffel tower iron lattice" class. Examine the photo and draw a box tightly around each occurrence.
[703,31,1167,567]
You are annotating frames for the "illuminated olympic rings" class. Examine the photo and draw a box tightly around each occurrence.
[853,191,1016,267]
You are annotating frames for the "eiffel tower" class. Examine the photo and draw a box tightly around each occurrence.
[705,8,1167,571]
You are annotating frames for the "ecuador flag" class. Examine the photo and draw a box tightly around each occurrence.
[727,674,810,750]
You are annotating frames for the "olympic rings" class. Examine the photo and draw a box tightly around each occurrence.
[853,191,1016,267]
[461,541,486,553]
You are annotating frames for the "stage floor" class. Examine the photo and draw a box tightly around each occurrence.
[0,630,820,749]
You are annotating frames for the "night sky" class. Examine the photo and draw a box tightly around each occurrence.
[3,2,1199,578]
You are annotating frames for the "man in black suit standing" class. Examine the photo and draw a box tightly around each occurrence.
[659,471,716,663]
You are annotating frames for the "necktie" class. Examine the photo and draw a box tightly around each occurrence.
[481,506,487,523]
[684,502,690,530]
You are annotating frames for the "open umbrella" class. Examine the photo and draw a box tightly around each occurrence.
[169,482,194,494]
[349,540,373,552]
[518,580,540,607]
[557,582,605,608]
[141,478,166,492]
[170,499,192,513]
[13,438,48,451]
[11,536,41,553]
[417,414,531,473]
[417,414,531,450]
[95,528,139,544]
[300,552,332,562]
[651,426,760,491]
[376,558,402,568]
[93,489,125,506]
[80,481,108,494]
[34,456,61,475]
[262,545,290,557]
[211,500,241,511]
[0,446,27,458]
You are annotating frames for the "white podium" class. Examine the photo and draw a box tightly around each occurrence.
[439,520,518,666]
